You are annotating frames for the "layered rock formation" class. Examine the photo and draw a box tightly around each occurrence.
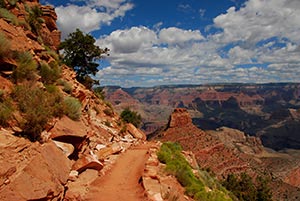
[161,108,254,178]
[159,108,300,200]
[105,84,300,151]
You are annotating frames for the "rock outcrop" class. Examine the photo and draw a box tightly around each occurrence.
[0,129,71,201]
[162,108,253,178]
[168,108,192,128]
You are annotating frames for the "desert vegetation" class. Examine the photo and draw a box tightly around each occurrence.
[222,173,272,201]
[157,142,233,201]
[120,107,142,128]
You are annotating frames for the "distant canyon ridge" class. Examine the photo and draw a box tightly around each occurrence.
[104,83,300,151]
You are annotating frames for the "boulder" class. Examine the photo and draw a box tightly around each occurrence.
[49,116,87,159]
[0,130,71,201]
[65,169,99,201]
[72,154,103,173]
[96,142,123,160]
[126,123,146,140]
[53,140,75,157]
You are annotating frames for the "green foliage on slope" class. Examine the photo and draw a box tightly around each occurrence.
[12,84,64,140]
[157,142,233,201]
[63,96,82,121]
[120,107,142,128]
[223,173,272,201]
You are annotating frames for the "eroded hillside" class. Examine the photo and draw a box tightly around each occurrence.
[105,84,300,150]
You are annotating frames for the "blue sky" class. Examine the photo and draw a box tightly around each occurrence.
[41,0,300,87]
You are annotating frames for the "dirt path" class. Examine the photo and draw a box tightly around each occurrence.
[85,143,152,201]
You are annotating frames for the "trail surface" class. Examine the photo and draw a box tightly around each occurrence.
[85,143,152,201]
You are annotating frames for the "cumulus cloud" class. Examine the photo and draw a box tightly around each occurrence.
[96,0,300,87]
[213,0,300,44]
[96,26,232,87]
[98,26,158,53]
[52,0,300,87]
[159,27,204,46]
[55,0,133,38]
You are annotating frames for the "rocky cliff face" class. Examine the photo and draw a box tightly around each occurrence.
[161,108,255,178]
[0,1,147,200]
[168,108,192,128]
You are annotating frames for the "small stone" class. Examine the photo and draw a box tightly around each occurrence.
[69,170,79,181]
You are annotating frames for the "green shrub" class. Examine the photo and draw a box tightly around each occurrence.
[104,121,111,127]
[12,51,37,82]
[26,5,44,35]
[39,61,61,84]
[94,87,105,100]
[0,32,11,58]
[223,173,272,201]
[12,84,64,140]
[0,8,19,25]
[57,79,73,94]
[119,125,127,134]
[13,85,51,140]
[157,142,232,201]
[43,48,60,61]
[63,96,82,121]
[120,107,142,127]
[0,100,13,126]
[62,82,72,93]
[103,108,114,116]
[8,0,18,7]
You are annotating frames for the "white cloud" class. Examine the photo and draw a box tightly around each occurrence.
[213,0,300,44]
[55,0,133,38]
[97,26,158,54]
[96,27,232,87]
[228,46,254,64]
[53,0,300,87]
[159,27,204,46]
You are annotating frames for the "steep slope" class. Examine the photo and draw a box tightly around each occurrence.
[0,1,149,200]
[156,108,300,200]
[160,108,255,178]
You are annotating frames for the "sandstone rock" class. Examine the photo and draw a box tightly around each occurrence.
[143,177,162,200]
[53,140,75,157]
[50,116,87,139]
[163,110,254,179]
[72,154,103,173]
[126,123,146,140]
[96,142,123,160]
[0,19,44,53]
[216,127,247,142]
[284,167,300,188]
[95,144,106,150]
[49,116,88,159]
[168,108,192,128]
[0,131,71,201]
[65,169,99,201]
[40,5,57,31]
[68,170,79,182]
